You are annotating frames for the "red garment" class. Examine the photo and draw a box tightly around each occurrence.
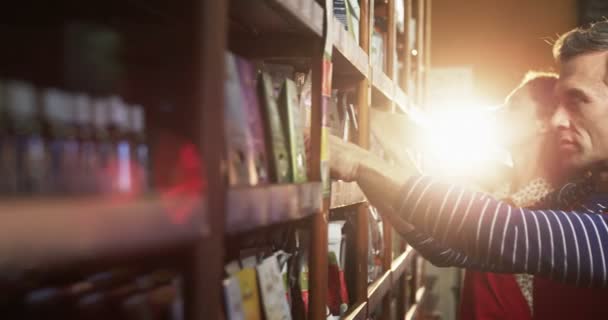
[460,271,608,319]
[459,270,531,320]
[534,276,608,319]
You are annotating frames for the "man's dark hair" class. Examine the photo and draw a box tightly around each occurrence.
[553,18,608,61]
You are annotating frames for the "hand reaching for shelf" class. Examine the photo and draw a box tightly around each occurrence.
[328,134,364,182]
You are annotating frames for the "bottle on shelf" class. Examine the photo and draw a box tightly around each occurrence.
[74,93,99,194]
[108,96,132,194]
[6,81,47,195]
[93,97,113,194]
[42,88,79,194]
[129,104,149,194]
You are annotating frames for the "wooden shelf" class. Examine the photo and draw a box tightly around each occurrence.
[0,196,205,278]
[230,0,323,36]
[405,286,428,320]
[371,67,395,106]
[391,247,415,285]
[405,303,418,320]
[329,180,366,210]
[225,182,322,234]
[415,285,427,303]
[394,85,410,113]
[343,302,368,320]
[332,16,369,79]
[367,270,392,312]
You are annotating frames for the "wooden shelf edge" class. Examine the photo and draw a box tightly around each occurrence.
[404,286,428,320]
[332,16,369,78]
[226,182,322,234]
[371,68,395,103]
[394,85,410,113]
[415,286,427,304]
[330,180,366,210]
[343,302,368,320]
[367,270,392,312]
[329,200,367,211]
[391,247,415,284]
[405,303,418,320]
[0,196,206,277]
[267,0,324,36]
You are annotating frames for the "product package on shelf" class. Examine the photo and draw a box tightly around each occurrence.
[236,267,263,320]
[259,63,295,99]
[327,221,349,317]
[278,79,307,183]
[295,71,312,180]
[257,72,290,183]
[225,53,258,186]
[333,0,360,44]
[368,206,384,284]
[340,210,358,304]
[256,254,292,320]
[223,264,262,320]
[371,29,385,73]
[291,230,310,320]
[21,269,184,320]
[236,56,270,184]
[347,0,360,44]
[223,275,245,320]
[333,0,349,30]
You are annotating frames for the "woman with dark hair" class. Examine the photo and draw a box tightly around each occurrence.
[459,72,562,320]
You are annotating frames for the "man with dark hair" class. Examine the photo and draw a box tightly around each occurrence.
[330,18,608,289]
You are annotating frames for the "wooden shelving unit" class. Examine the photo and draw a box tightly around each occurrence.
[0,0,432,319]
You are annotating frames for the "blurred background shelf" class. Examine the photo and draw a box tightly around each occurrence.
[0,196,206,281]
[230,0,323,37]
[225,182,322,234]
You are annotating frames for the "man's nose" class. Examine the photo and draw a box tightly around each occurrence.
[551,104,571,130]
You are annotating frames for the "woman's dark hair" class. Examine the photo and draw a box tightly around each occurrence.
[506,71,558,119]
[507,71,563,185]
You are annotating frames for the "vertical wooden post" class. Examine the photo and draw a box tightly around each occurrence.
[382,2,396,316]
[185,0,227,319]
[401,0,413,94]
[387,0,396,81]
[309,40,329,320]
[354,0,372,309]
[416,0,425,108]
[387,0,397,114]
[424,0,432,108]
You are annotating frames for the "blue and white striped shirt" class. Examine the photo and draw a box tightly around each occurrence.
[396,175,608,287]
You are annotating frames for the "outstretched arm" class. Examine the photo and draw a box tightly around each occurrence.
[330,136,608,287]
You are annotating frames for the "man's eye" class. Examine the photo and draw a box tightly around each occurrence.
[566,96,584,108]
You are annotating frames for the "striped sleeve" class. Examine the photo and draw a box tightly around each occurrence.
[402,230,489,269]
[395,176,608,287]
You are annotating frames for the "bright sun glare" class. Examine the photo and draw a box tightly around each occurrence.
[417,100,506,178]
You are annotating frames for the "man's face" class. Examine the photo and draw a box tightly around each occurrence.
[553,51,608,170]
